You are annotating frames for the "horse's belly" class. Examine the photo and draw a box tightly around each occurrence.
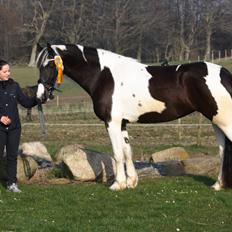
[119,96,167,122]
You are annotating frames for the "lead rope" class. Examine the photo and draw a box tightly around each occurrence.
[37,101,48,137]
[34,65,48,137]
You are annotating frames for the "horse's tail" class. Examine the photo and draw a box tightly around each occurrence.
[222,136,232,188]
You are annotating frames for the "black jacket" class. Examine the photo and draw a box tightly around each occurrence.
[0,78,37,131]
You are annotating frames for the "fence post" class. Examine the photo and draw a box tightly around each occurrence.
[56,95,59,107]
[225,49,227,60]
[211,51,214,62]
[178,118,182,141]
[197,114,203,145]
[218,50,221,61]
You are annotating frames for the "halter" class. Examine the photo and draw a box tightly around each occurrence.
[38,54,64,101]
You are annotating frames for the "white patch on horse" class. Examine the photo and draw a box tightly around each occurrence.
[204,62,232,127]
[51,45,67,53]
[36,83,45,99]
[97,51,166,122]
[76,45,88,62]
[97,49,137,71]
[176,65,181,71]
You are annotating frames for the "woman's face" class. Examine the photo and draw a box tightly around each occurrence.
[0,64,10,80]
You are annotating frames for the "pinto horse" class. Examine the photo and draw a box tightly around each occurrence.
[36,43,232,191]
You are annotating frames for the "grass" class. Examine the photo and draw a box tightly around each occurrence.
[1,177,232,232]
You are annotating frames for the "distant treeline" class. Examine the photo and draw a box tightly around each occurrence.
[0,0,232,65]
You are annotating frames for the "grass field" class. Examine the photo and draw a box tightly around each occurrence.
[1,177,232,231]
[1,60,231,231]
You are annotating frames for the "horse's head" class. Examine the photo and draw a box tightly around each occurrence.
[36,43,64,102]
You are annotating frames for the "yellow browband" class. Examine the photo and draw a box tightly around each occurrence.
[54,55,63,85]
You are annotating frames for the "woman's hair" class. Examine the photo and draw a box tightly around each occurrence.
[0,59,9,70]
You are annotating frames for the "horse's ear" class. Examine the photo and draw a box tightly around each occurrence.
[37,43,43,53]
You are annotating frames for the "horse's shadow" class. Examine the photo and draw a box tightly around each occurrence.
[188,175,216,187]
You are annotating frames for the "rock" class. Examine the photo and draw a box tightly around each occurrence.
[0,154,38,182]
[19,141,53,168]
[55,144,84,163]
[17,154,38,182]
[135,153,220,177]
[56,144,115,183]
[157,160,185,176]
[182,155,220,176]
[151,147,189,163]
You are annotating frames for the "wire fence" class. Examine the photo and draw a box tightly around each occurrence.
[19,96,214,146]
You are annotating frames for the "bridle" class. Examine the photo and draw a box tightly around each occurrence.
[39,55,64,99]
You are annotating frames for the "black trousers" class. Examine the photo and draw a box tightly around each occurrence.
[0,128,21,185]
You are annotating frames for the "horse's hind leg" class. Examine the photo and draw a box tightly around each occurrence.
[212,124,225,190]
[213,123,232,190]
[121,123,138,188]
[107,121,127,191]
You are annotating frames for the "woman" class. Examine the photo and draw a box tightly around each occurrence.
[0,59,43,193]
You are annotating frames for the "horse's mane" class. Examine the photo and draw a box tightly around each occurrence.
[36,47,49,68]
[36,44,140,68]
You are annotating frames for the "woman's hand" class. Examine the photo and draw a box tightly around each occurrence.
[0,116,11,125]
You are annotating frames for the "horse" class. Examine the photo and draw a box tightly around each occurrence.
[36,43,232,191]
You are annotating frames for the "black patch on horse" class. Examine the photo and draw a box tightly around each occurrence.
[220,67,232,98]
[92,67,114,122]
[138,62,218,123]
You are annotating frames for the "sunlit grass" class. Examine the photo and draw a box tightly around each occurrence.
[0,177,232,232]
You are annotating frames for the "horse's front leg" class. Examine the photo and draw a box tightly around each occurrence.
[212,124,225,191]
[107,121,127,191]
[122,130,138,188]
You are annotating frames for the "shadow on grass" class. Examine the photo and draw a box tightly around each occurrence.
[187,174,216,187]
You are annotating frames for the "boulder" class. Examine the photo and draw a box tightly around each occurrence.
[20,141,53,168]
[157,160,185,176]
[55,144,84,163]
[0,154,38,182]
[182,155,220,176]
[135,153,220,177]
[56,144,115,183]
[17,154,39,182]
[151,147,189,163]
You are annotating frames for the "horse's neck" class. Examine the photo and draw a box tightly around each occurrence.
[64,61,99,96]
[22,85,37,97]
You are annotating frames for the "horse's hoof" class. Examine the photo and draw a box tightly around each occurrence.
[109,181,127,191]
[211,181,223,191]
[127,176,138,189]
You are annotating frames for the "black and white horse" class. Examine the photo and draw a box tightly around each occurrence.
[36,43,232,191]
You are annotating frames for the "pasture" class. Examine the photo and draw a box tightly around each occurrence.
[1,61,232,231]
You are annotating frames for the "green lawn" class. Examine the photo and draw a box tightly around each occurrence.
[0,177,232,232]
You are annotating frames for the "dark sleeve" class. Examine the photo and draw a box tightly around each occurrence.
[16,83,37,108]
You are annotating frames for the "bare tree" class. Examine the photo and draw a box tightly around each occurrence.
[23,0,55,67]
[0,0,20,60]
[200,0,230,60]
